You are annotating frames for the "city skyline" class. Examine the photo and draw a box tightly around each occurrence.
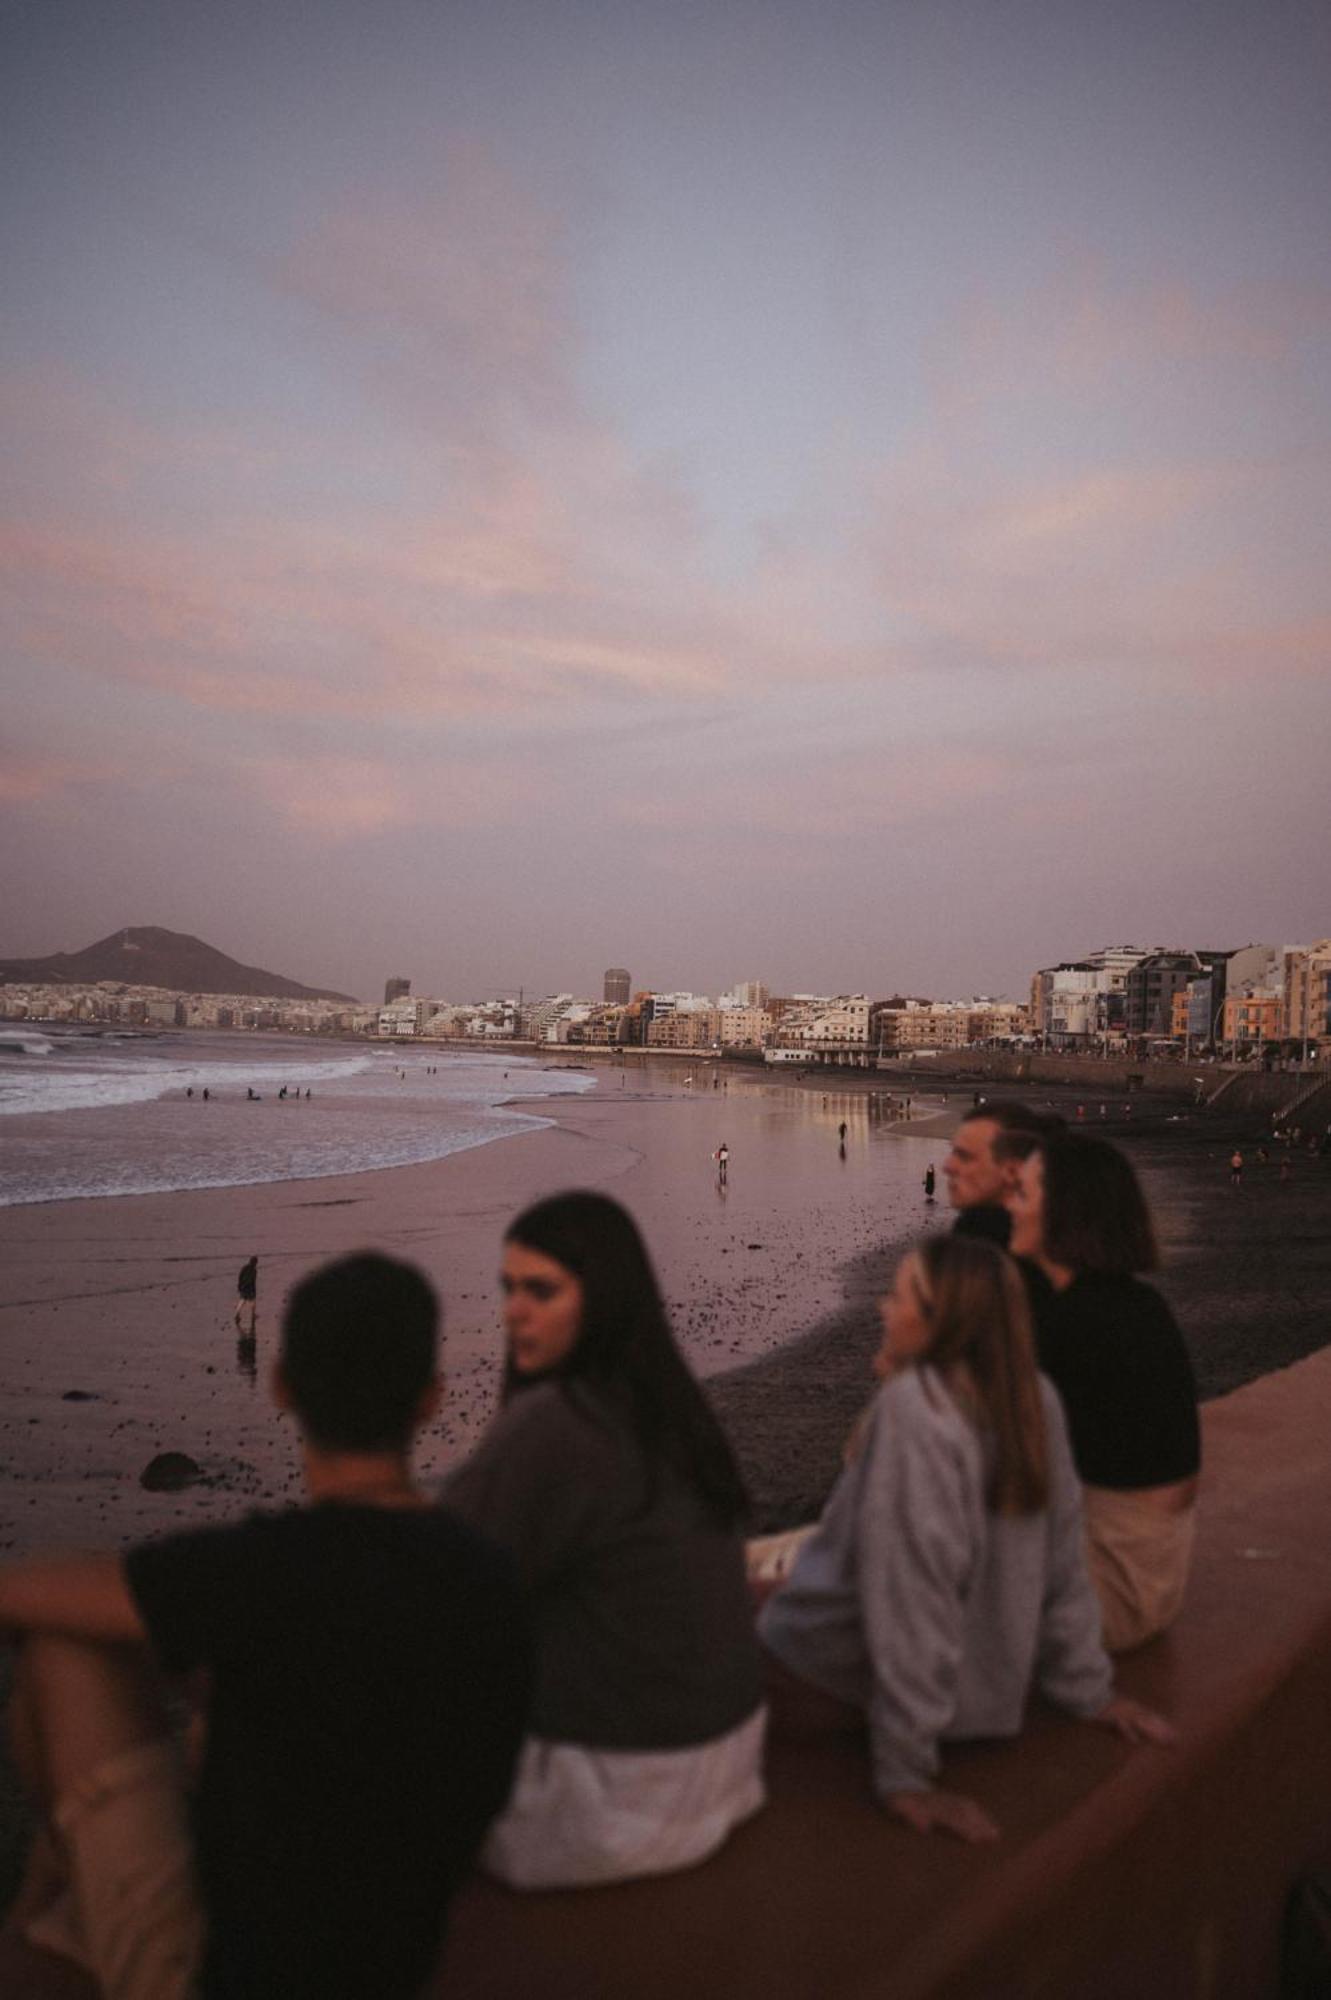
[4,0,1330,1002]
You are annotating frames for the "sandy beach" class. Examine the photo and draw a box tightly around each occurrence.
[0,1061,943,1555]
[2,1058,1327,1558]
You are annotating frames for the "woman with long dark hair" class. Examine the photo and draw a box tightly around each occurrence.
[759,1235,1170,1841]
[441,1191,764,1887]
[1006,1133,1200,1652]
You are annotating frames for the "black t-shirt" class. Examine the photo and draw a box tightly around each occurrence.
[1031,1273,1201,1489]
[126,1503,529,2000]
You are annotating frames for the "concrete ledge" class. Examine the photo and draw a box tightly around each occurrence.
[4,1351,1331,1999]
[437,1349,1331,1999]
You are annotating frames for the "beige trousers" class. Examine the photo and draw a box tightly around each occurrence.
[1083,1484,1196,1653]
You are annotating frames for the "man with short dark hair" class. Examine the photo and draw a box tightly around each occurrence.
[944,1101,1057,1248]
[1,1252,530,1999]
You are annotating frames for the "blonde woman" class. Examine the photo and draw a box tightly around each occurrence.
[758,1235,1171,1841]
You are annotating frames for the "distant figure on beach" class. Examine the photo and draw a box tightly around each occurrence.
[1005,1134,1201,1652]
[714,1141,730,1186]
[944,1101,1057,1249]
[201,1087,210,1102]
[1229,1150,1244,1187]
[234,1255,258,1340]
[0,1253,530,1997]
[186,1087,193,1099]
[923,1164,936,1202]
[443,1192,764,1886]
[758,1235,1172,1841]
[247,1086,258,1101]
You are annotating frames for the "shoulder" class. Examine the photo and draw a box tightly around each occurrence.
[870,1368,974,1452]
[483,1380,630,1455]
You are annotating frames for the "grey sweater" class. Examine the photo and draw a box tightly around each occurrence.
[441,1380,762,1752]
[758,1367,1112,1797]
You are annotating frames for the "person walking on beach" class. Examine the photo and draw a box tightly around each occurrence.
[714,1141,730,1186]
[0,1253,531,1999]
[1229,1150,1244,1189]
[234,1255,258,1340]
[923,1164,936,1203]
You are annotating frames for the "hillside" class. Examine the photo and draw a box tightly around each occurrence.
[0,927,358,1003]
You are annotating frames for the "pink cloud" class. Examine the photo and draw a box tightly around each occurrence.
[243,750,553,839]
[0,752,117,804]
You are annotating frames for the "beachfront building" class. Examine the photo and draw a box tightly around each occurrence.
[1029,946,1150,1049]
[716,1004,772,1049]
[519,994,596,1043]
[1123,949,1234,1043]
[771,995,871,1050]
[383,976,411,1006]
[1222,990,1282,1051]
[646,1006,721,1050]
[378,997,423,1036]
[720,981,770,1011]
[1284,941,1331,1057]
[603,968,631,1005]
[573,1004,629,1046]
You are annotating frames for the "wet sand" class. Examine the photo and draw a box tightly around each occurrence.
[0,1062,940,1555]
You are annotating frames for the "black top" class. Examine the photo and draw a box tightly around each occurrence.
[443,1381,763,1750]
[952,1204,1013,1248]
[236,1257,257,1300]
[1031,1274,1201,1490]
[127,1503,529,2000]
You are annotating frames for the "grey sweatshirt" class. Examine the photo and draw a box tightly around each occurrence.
[758,1367,1112,1797]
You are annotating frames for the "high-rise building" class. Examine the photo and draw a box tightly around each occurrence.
[603,967,631,1005]
[384,976,411,1006]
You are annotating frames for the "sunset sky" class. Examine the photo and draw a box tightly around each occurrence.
[4,0,1329,1003]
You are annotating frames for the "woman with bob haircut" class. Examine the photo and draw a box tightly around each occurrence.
[441,1191,765,1887]
[1005,1133,1200,1652]
[759,1235,1170,1842]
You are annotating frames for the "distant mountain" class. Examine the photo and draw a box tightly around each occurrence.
[0,927,358,1003]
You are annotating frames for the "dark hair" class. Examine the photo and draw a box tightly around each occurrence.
[1039,1135,1160,1276]
[912,1235,1049,1515]
[504,1191,747,1526]
[281,1252,438,1453]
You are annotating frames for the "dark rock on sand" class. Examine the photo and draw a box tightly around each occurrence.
[140,1451,204,1492]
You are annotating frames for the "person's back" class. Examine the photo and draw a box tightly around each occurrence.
[445,1379,758,1752]
[1,1252,530,2000]
[128,1499,527,1997]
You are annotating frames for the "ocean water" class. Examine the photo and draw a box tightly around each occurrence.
[0,1030,593,1207]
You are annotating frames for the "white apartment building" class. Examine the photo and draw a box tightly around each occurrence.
[774,995,871,1048]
